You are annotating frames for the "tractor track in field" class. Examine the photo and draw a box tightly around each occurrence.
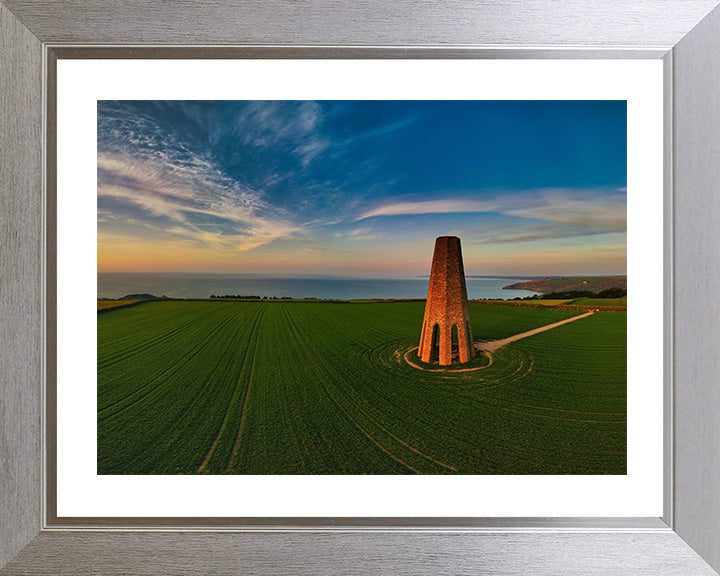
[473,358,534,390]
[282,305,457,474]
[197,307,266,473]
[226,308,267,472]
[502,401,626,417]
[482,401,626,424]
[98,307,219,371]
[98,308,243,422]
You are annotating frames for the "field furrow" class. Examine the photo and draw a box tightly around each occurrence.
[98,307,243,421]
[197,306,266,472]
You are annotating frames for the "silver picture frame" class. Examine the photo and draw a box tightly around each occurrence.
[2,1,720,574]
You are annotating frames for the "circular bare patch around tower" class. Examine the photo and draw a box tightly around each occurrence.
[404,345,492,373]
[369,338,534,391]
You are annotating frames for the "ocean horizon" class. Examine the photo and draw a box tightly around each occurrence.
[97,272,540,301]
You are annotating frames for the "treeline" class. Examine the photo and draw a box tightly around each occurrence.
[210,294,294,300]
[515,287,627,301]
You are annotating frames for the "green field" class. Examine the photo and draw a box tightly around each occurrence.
[522,299,571,306]
[97,299,140,310]
[570,297,627,307]
[474,299,571,307]
[98,301,626,475]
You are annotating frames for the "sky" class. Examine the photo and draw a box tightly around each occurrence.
[97,100,627,277]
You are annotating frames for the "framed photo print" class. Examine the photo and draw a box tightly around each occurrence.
[2,1,720,575]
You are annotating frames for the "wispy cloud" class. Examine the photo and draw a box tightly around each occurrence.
[98,150,300,253]
[355,189,626,231]
[234,101,329,167]
[504,191,626,230]
[97,103,302,255]
[356,199,499,220]
[343,227,386,242]
[297,247,325,256]
[468,224,625,245]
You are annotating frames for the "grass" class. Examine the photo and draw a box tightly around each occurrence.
[570,297,627,307]
[474,299,571,307]
[97,299,140,310]
[98,301,626,475]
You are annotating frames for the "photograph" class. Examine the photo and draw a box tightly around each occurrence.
[96,99,627,475]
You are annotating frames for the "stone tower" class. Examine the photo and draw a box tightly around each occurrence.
[418,236,474,366]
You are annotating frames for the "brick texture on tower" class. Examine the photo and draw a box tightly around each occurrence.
[418,236,474,366]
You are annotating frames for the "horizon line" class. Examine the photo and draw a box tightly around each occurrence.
[97,270,628,278]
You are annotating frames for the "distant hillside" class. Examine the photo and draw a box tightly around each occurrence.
[119,293,163,300]
[504,276,627,293]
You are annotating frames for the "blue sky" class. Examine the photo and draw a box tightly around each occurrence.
[97,100,627,276]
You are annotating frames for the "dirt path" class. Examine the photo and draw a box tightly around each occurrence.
[476,310,596,353]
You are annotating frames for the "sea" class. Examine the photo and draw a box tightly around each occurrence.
[97,273,539,301]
